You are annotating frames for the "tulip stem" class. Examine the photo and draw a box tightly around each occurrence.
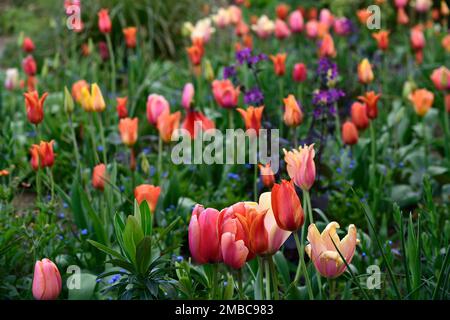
[328,278,336,300]
[89,115,100,164]
[211,264,218,300]
[334,102,342,147]
[96,113,108,165]
[369,122,377,213]
[268,256,279,300]
[422,119,428,170]
[257,256,265,299]
[264,258,271,300]
[106,34,116,96]
[293,232,314,300]
[237,268,244,299]
[228,110,234,129]
[49,167,54,204]
[157,135,163,184]
[278,78,284,137]
[35,124,41,205]
[68,115,81,169]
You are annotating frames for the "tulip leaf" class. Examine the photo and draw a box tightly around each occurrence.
[68,273,97,300]
[123,215,144,264]
[136,236,152,275]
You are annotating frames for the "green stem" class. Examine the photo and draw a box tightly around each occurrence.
[211,264,218,300]
[423,119,428,170]
[35,124,41,205]
[228,109,234,129]
[237,268,244,299]
[334,103,342,146]
[328,278,336,300]
[268,256,279,300]
[278,78,284,137]
[96,113,107,165]
[293,232,314,300]
[369,122,377,212]
[106,34,116,96]
[68,115,81,169]
[257,256,265,299]
[89,114,100,164]
[49,167,54,203]
[264,258,271,300]
[442,94,450,168]
[157,135,163,184]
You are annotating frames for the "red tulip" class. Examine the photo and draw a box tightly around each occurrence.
[269,53,287,76]
[186,40,204,66]
[358,91,381,119]
[22,55,37,76]
[146,94,170,125]
[24,91,48,125]
[92,163,107,191]
[271,180,304,231]
[134,184,161,212]
[372,30,390,51]
[32,258,62,300]
[258,163,275,188]
[116,97,128,119]
[276,3,290,20]
[123,27,137,48]
[181,110,215,138]
[351,102,369,130]
[30,141,55,170]
[292,63,307,82]
[342,121,359,145]
[22,37,35,53]
[98,9,112,34]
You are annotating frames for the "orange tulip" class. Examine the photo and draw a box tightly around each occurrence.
[276,3,290,20]
[283,94,303,127]
[237,106,264,135]
[358,91,380,119]
[430,66,450,91]
[186,41,204,66]
[30,141,55,170]
[24,91,48,125]
[305,222,358,278]
[318,33,336,58]
[0,169,9,176]
[356,9,372,24]
[270,53,287,76]
[92,163,107,191]
[118,117,138,147]
[212,79,240,109]
[71,80,89,103]
[357,58,374,84]
[372,30,390,51]
[116,97,128,119]
[98,9,112,34]
[157,111,181,143]
[123,27,137,48]
[342,121,359,145]
[283,144,316,191]
[351,102,369,130]
[442,34,450,52]
[409,89,434,116]
[32,258,62,300]
[134,184,161,212]
[271,180,304,231]
[397,8,409,25]
[258,163,275,188]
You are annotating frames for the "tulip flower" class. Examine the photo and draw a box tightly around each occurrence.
[30,144,40,171]
[118,117,138,147]
[409,89,434,117]
[430,66,450,91]
[0,169,9,176]
[116,97,128,119]
[442,34,450,53]
[318,33,336,58]
[395,0,408,8]
[275,19,291,39]
[269,53,287,76]
[342,121,359,145]
[146,94,170,125]
[22,55,37,76]
[251,15,275,39]
[134,184,161,212]
[189,18,215,43]
[221,232,249,269]
[276,3,290,20]
[32,258,62,300]
[442,0,450,16]
[372,30,390,51]
[98,9,112,34]
[189,205,222,264]
[415,0,431,12]
[123,27,137,48]
[237,106,264,135]
[212,8,231,28]
[356,9,371,25]
[182,83,195,110]
[258,163,275,188]
[71,80,89,103]
[271,180,304,231]
[358,91,380,119]
[157,110,181,143]
[410,26,425,51]
[4,68,19,91]
[22,37,35,53]
[351,102,369,130]
[319,9,334,28]
[283,144,316,191]
[305,222,358,278]
[92,163,107,191]
[30,141,55,170]
[333,18,352,36]
[397,8,409,25]
[24,91,48,125]
[305,20,319,38]
[181,110,215,138]
[212,79,240,108]
[283,94,303,127]
[292,63,307,82]
[288,10,304,33]
[98,41,110,61]
[235,21,250,37]
[80,83,106,112]
[186,41,204,66]
[357,58,374,84]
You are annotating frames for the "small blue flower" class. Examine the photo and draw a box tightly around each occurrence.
[149,166,156,177]
[97,145,104,152]
[108,274,121,284]
[63,202,69,208]
[227,173,240,181]
[57,235,64,240]
[58,213,65,219]
[81,229,88,236]
[143,148,151,155]
[336,167,342,174]
[362,252,366,257]
[96,278,102,283]
[119,185,125,192]
[349,160,356,169]
[176,256,184,262]
[162,171,168,178]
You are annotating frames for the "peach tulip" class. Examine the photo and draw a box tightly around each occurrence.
[283,144,316,191]
[357,59,374,84]
[342,121,359,145]
[134,184,161,212]
[409,89,434,117]
[123,27,137,48]
[318,33,336,58]
[283,94,303,127]
[32,258,62,300]
[351,102,369,130]
[92,163,107,191]
[251,15,275,39]
[118,117,138,147]
[430,66,450,91]
[71,80,89,103]
[212,79,240,108]
[157,111,181,143]
[358,91,380,119]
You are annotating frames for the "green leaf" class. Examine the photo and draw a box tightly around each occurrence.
[139,201,153,237]
[87,240,126,261]
[136,236,152,275]
[123,215,144,264]
[223,273,234,300]
[273,252,290,289]
[68,273,97,300]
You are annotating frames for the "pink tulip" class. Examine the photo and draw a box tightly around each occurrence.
[275,19,291,39]
[221,232,249,269]
[395,0,408,8]
[288,10,304,33]
[32,258,62,300]
[305,20,319,38]
[319,9,333,28]
[292,63,307,82]
[283,144,316,191]
[430,66,450,91]
[146,94,170,125]
[182,83,195,110]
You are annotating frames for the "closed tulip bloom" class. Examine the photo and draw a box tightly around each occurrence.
[80,83,105,112]
[372,30,390,51]
[270,53,287,76]
[276,3,290,20]
[182,83,195,110]
[442,34,450,52]
[0,169,9,176]
[283,144,316,191]
[292,63,307,82]
[237,106,264,135]
[410,26,425,51]
[134,184,161,212]
[212,79,240,108]
[395,0,408,8]
[358,91,380,119]
[409,89,434,116]
[98,9,112,34]
[442,1,450,16]
[283,94,303,127]
[258,163,275,188]
[92,163,107,191]
[415,0,431,12]
[356,9,371,24]
[305,20,319,38]
[24,91,48,125]
[30,144,40,171]
[189,205,222,264]
[251,15,275,39]
[22,37,35,53]
[123,27,137,48]
[397,8,409,25]
[4,68,19,90]
[288,10,304,33]
[319,8,334,28]
[118,117,138,147]
[342,121,359,145]
[271,180,304,231]
[186,42,204,66]
[22,55,37,76]
[351,102,369,130]
[357,58,374,84]
[32,258,62,300]
[39,140,55,167]
[430,66,450,91]
[221,232,249,269]
[146,94,170,125]
[213,7,231,28]
[275,19,291,39]
[318,33,336,58]
[71,80,89,103]
[116,97,128,119]
[157,111,181,143]
[333,18,352,36]
[305,222,358,278]
[181,110,215,138]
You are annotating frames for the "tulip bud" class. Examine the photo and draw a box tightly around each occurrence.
[98,9,112,34]
[283,94,303,127]
[64,86,74,115]
[22,37,35,53]
[204,59,214,82]
[288,10,304,33]
[24,90,48,125]
[409,89,434,117]
[182,83,195,110]
[342,121,359,145]
[146,94,170,125]
[92,163,107,191]
[292,63,307,82]
[118,117,138,147]
[134,184,161,212]
[351,102,369,130]
[283,144,316,191]
[430,66,450,91]
[271,180,304,231]
[357,59,374,84]
[32,258,62,300]
[141,155,150,175]
[258,163,275,188]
